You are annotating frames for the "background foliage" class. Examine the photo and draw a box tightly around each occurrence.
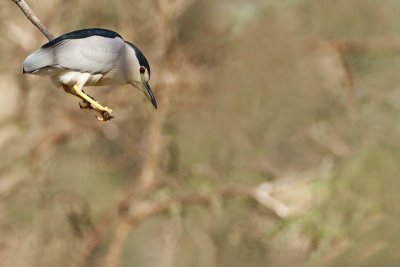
[1,0,400,266]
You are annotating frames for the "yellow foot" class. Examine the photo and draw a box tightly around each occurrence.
[73,84,113,113]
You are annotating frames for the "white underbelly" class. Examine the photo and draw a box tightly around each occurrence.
[58,71,103,87]
[55,70,127,87]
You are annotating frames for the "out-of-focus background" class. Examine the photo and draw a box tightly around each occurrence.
[1,0,400,266]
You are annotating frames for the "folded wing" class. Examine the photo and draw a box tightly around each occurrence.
[23,35,125,75]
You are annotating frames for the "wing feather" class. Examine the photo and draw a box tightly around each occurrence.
[23,36,124,74]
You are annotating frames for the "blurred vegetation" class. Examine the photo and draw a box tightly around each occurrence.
[1,0,400,267]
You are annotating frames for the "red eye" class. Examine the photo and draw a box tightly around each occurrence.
[139,67,145,74]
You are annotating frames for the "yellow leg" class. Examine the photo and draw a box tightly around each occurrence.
[72,84,112,113]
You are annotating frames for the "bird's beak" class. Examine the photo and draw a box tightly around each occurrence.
[141,79,157,109]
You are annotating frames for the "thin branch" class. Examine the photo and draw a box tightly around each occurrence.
[79,180,167,267]
[120,160,331,226]
[335,45,356,104]
[121,185,290,226]
[0,175,25,200]
[97,184,287,267]
[11,0,54,41]
[98,1,200,265]
[102,221,134,267]
[336,39,400,54]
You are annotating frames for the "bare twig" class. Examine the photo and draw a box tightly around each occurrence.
[0,175,25,200]
[308,38,400,105]
[308,40,356,104]
[118,159,331,226]
[99,1,198,265]
[102,221,134,267]
[121,184,291,225]
[11,0,54,41]
[336,39,400,54]
[335,44,356,103]
[99,183,290,267]
[79,180,167,267]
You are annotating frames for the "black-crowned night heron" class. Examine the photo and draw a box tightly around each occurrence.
[23,28,156,121]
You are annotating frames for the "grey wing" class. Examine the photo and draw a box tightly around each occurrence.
[23,36,125,74]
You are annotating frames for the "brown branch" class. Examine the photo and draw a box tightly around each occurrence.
[99,184,286,267]
[79,180,167,267]
[121,185,291,226]
[11,0,54,41]
[102,221,134,267]
[84,167,321,267]
[335,39,400,54]
[98,1,181,264]
[335,45,356,104]
[98,1,201,265]
[308,40,356,104]
[0,175,25,200]
[332,39,400,103]
[79,208,117,267]
[119,160,331,225]
[307,38,400,105]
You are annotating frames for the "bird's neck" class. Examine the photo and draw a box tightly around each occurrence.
[123,43,141,84]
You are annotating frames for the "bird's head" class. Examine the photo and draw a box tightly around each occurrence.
[125,42,157,109]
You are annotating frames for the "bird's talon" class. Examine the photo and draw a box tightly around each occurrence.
[96,111,113,121]
[102,111,113,121]
[79,101,88,109]
[79,101,94,110]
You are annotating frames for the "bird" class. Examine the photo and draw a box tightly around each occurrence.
[23,28,157,121]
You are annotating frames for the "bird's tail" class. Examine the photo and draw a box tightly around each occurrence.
[23,48,55,74]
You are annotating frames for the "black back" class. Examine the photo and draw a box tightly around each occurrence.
[42,28,122,49]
